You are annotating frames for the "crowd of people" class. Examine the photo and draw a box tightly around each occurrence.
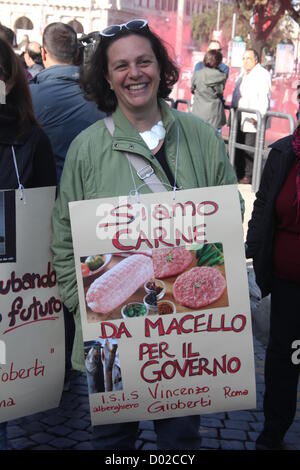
[0,19,299,452]
[191,40,272,184]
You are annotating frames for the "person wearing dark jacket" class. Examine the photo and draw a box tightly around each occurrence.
[29,22,105,182]
[24,42,44,79]
[246,126,300,450]
[0,107,55,188]
[30,23,105,388]
[0,38,56,189]
[0,37,56,450]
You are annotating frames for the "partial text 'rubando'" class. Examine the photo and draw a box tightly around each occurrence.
[0,188,64,424]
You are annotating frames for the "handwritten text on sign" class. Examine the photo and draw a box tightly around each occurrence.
[0,188,64,423]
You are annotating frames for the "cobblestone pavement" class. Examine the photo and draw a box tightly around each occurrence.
[5,336,300,451]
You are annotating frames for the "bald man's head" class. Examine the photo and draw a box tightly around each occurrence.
[28,42,42,54]
[24,42,43,67]
[208,40,222,52]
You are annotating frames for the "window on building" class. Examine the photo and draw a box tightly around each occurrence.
[14,16,33,30]
[168,0,173,10]
[68,19,84,34]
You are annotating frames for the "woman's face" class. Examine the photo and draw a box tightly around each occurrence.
[106,34,161,117]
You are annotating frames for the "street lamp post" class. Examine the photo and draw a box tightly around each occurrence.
[232,12,236,39]
[295,24,300,75]
[173,0,185,100]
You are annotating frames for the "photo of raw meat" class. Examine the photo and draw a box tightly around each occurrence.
[86,254,154,314]
[82,252,156,323]
[173,267,226,309]
[153,247,193,279]
[152,243,228,315]
[81,244,228,323]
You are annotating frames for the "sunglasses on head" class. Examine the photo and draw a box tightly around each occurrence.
[100,19,148,38]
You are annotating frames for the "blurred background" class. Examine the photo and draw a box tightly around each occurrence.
[1,0,299,142]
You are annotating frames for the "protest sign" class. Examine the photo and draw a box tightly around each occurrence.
[69,185,256,425]
[0,188,64,422]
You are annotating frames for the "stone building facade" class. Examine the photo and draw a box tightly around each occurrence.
[0,0,220,40]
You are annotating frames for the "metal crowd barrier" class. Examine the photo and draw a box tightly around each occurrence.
[165,97,175,108]
[228,108,295,192]
[166,99,295,192]
[252,111,295,192]
[174,99,191,112]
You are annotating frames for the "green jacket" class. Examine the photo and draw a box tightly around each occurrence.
[51,99,242,371]
[191,67,227,129]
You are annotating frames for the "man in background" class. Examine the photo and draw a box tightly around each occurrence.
[30,22,105,388]
[24,42,44,78]
[30,22,104,182]
[233,48,271,183]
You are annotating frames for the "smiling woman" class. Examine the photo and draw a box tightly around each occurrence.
[80,25,179,157]
[51,18,240,451]
[81,20,178,118]
[105,35,161,126]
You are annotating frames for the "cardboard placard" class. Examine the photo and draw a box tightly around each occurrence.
[0,188,64,422]
[69,185,256,425]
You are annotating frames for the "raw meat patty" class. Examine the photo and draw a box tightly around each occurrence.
[86,254,154,314]
[173,266,226,309]
[153,247,193,279]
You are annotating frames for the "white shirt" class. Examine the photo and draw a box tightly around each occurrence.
[238,63,271,133]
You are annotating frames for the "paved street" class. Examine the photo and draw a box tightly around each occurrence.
[5,334,300,451]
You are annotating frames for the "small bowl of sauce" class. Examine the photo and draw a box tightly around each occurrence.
[157,300,176,315]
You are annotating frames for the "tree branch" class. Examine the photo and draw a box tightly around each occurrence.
[261,2,289,39]
[234,1,251,29]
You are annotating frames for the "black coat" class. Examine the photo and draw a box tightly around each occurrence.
[30,65,105,182]
[246,135,296,297]
[0,108,57,190]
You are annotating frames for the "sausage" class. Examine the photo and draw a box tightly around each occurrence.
[86,254,154,314]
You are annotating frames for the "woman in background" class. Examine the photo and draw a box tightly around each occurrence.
[246,124,300,450]
[0,38,56,189]
[191,49,226,131]
[0,37,56,450]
